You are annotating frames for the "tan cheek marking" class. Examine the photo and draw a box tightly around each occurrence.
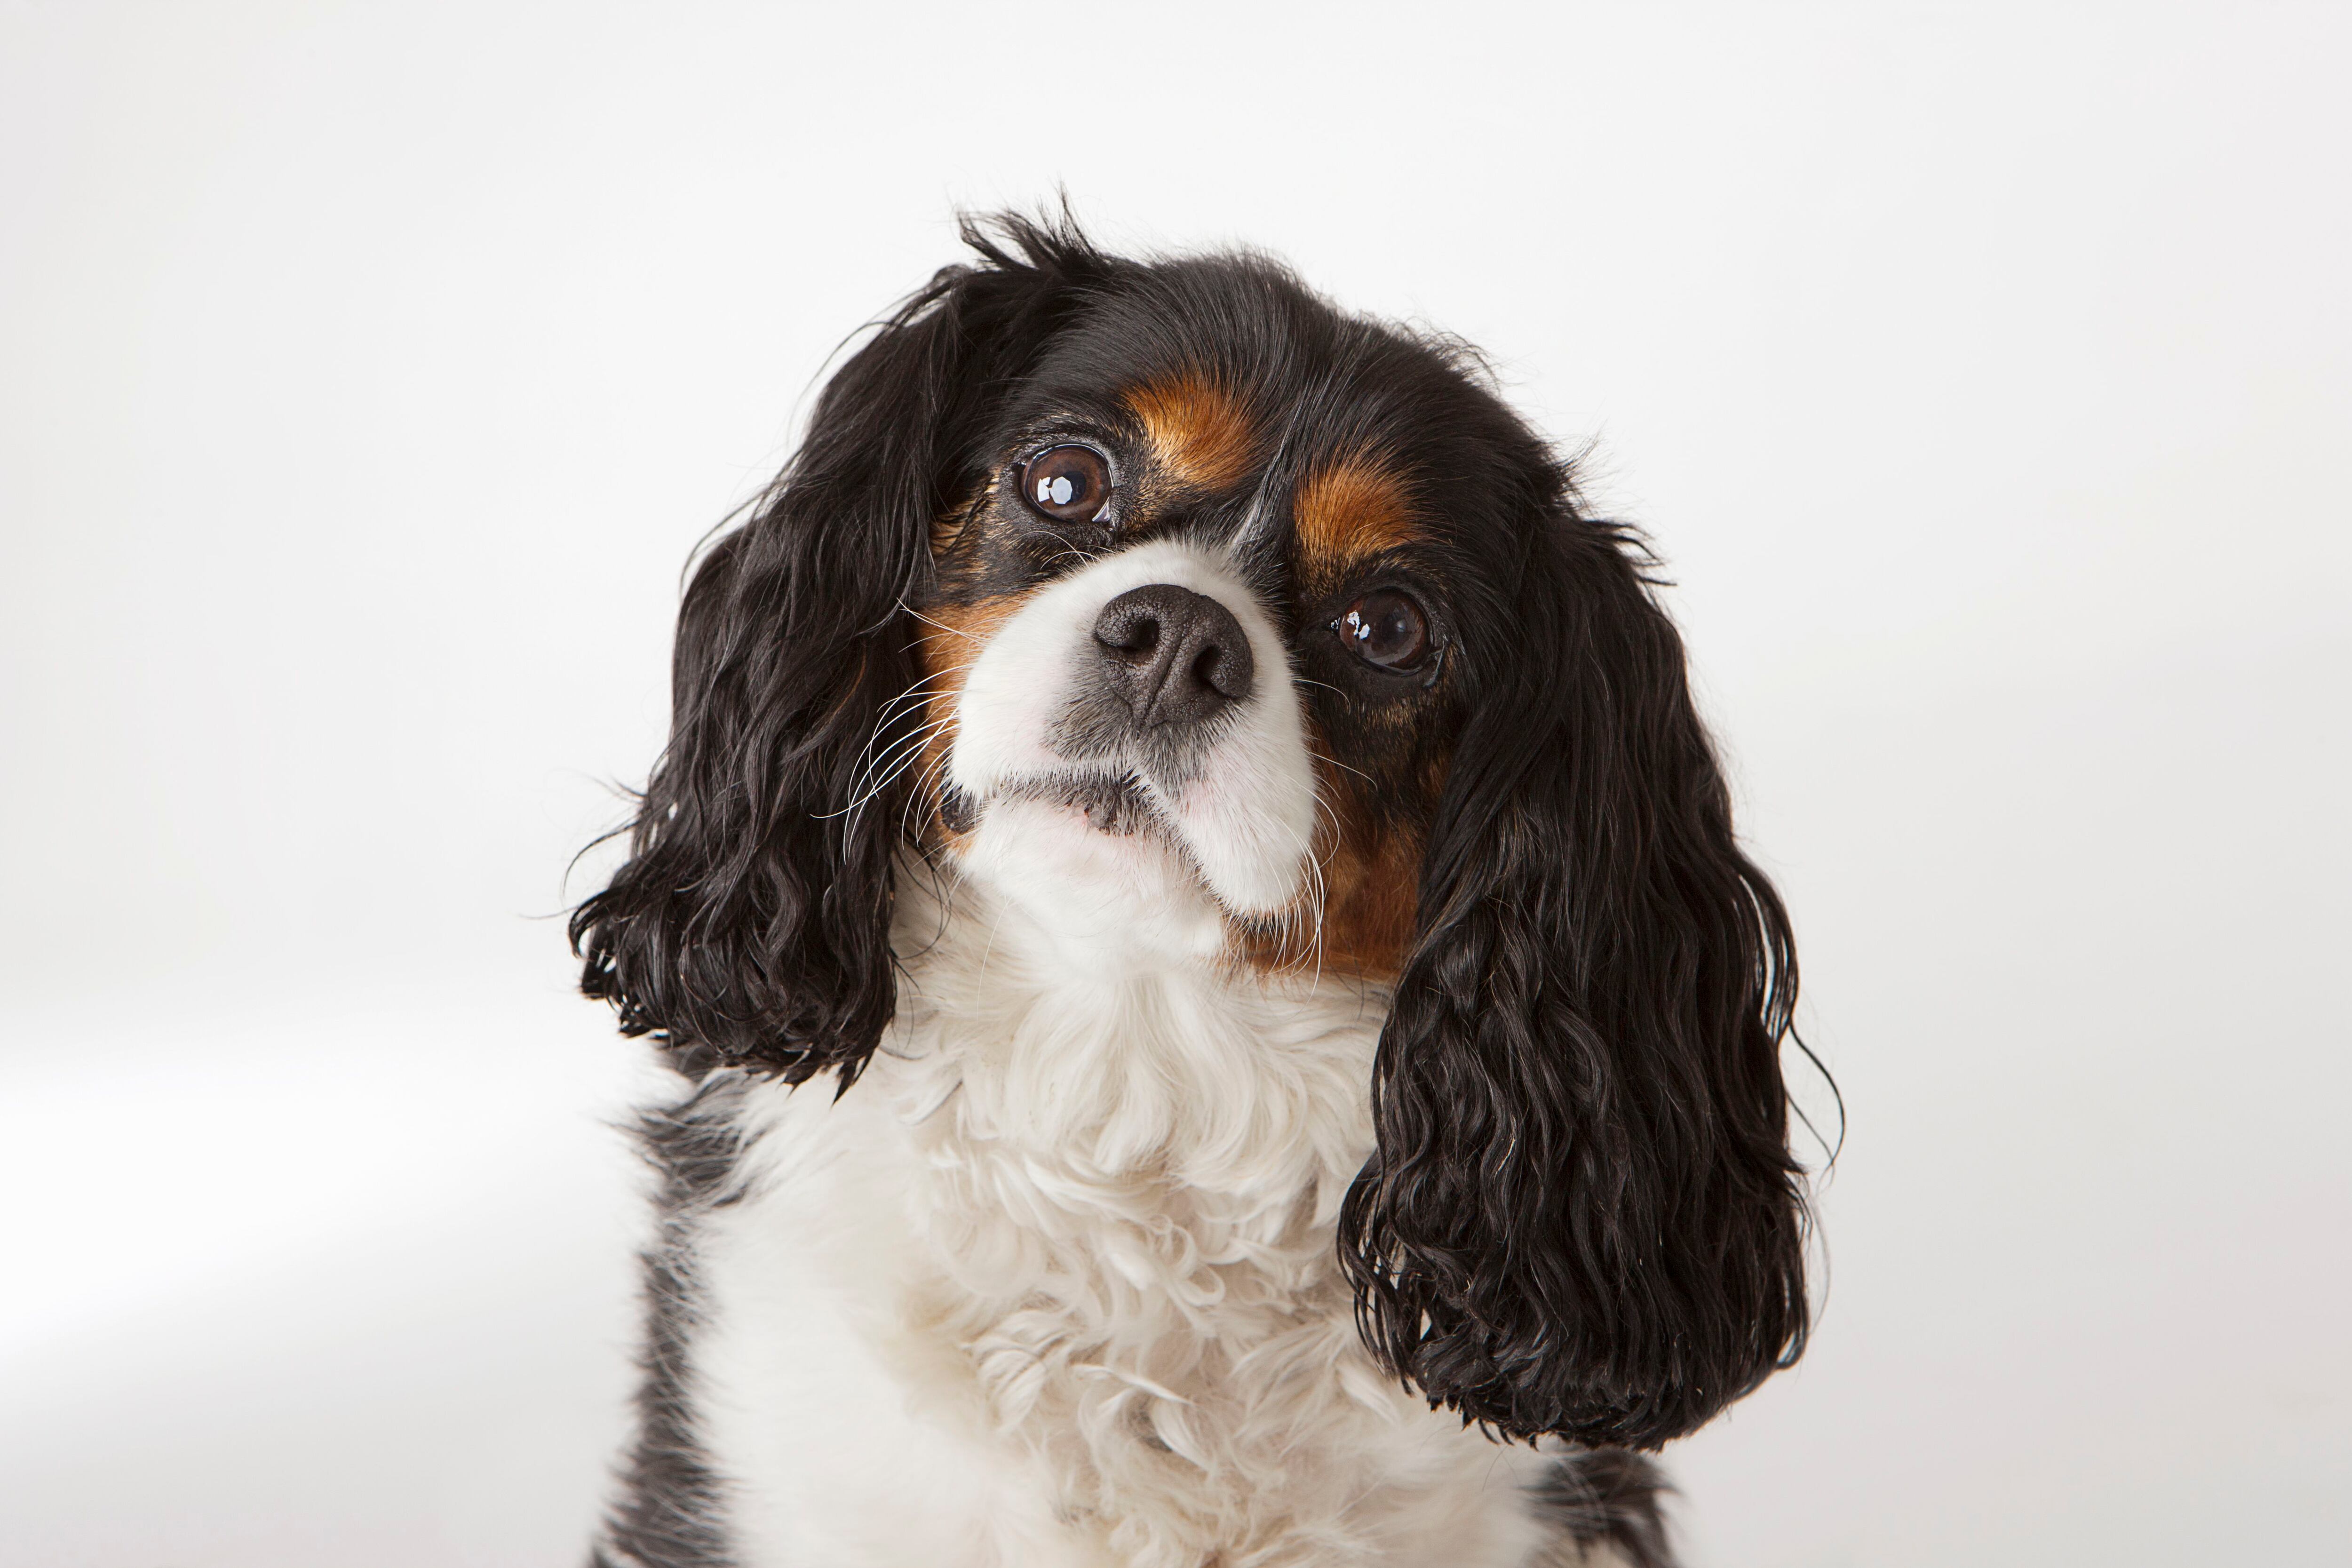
[1234,720,1444,982]
[1125,373,1260,492]
[908,590,1031,845]
[1294,455,1422,581]
[1311,772,1425,979]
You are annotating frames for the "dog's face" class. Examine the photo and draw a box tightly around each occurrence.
[574,218,1812,1452]
[915,302,1510,976]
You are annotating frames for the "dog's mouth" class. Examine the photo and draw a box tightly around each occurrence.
[1022,770,1158,836]
[956,769,1159,837]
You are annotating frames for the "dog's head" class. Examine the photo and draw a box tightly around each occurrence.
[574,215,1811,1451]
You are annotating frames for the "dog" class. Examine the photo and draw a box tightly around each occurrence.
[572,214,1813,1568]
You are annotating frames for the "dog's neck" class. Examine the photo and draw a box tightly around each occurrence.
[883,855,1387,1197]
[865,858,1407,1528]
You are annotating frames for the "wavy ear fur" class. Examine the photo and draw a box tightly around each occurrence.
[1341,495,1810,1450]
[572,215,1103,1083]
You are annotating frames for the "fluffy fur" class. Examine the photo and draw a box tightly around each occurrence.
[573,214,1813,1568]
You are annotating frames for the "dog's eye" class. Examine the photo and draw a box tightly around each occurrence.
[1333,590,1432,671]
[1018,445,1112,524]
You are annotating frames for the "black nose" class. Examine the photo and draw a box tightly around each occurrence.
[1092,584,1255,729]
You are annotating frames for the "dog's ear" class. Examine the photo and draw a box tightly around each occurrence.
[572,215,1104,1084]
[1339,498,1812,1450]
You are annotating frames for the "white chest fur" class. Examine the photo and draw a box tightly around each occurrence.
[666,887,1565,1568]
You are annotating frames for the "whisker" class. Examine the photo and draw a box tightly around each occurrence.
[1039,543,1100,572]
[872,662,974,722]
[852,710,956,785]
[824,716,956,821]
[860,667,975,764]
[902,605,982,643]
[869,715,956,784]
[900,744,960,840]
[874,663,968,711]
[1303,742,1375,788]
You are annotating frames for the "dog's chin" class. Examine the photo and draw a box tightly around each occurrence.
[1005,770,1160,837]
[947,769,1303,963]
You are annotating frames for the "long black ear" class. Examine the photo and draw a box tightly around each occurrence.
[1339,496,1812,1450]
[572,214,1103,1084]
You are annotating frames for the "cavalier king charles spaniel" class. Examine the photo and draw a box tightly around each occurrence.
[573,214,1813,1568]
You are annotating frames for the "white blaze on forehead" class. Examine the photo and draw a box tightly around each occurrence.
[949,539,1316,919]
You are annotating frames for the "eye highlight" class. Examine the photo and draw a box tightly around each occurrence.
[1333,589,1433,672]
[1017,444,1113,525]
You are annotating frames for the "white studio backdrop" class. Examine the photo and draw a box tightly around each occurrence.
[2,4,2345,1565]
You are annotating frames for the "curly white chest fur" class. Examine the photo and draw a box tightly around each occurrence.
[662,891,1578,1568]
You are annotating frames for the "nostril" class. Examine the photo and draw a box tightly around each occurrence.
[1199,640,1251,700]
[1097,609,1162,661]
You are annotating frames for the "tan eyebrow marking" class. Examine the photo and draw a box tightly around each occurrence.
[1124,372,1260,492]
[1294,453,1422,568]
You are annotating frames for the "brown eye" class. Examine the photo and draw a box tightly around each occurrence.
[1018,445,1112,524]
[1333,589,1432,671]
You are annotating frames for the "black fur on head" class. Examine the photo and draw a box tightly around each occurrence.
[570,213,1110,1084]
[1336,470,1810,1450]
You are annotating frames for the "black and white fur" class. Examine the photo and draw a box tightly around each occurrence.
[573,215,1813,1568]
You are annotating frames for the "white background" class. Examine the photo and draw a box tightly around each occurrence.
[3,4,2345,1564]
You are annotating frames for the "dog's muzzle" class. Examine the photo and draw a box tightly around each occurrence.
[944,540,1317,918]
